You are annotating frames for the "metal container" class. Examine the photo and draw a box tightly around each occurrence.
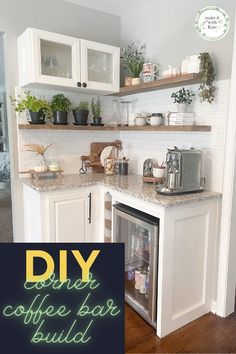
[118,159,129,175]
[167,172,181,190]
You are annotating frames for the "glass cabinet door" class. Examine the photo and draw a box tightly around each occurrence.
[80,40,120,92]
[40,40,72,79]
[33,29,80,87]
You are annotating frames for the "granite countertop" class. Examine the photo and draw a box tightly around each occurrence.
[21,173,221,208]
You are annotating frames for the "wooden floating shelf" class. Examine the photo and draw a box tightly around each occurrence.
[112,73,201,97]
[18,124,211,132]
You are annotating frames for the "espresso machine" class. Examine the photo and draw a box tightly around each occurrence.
[156,147,205,195]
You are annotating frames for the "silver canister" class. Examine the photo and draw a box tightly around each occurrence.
[167,172,181,190]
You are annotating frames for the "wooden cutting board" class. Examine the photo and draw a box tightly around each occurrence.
[81,140,122,173]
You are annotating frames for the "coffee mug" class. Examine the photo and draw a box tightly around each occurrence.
[143,73,157,83]
[135,117,146,126]
[146,116,162,126]
[143,63,158,75]
[153,167,166,178]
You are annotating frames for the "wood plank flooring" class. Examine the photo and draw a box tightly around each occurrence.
[125,303,236,353]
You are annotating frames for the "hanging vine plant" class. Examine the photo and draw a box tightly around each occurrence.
[198,52,216,104]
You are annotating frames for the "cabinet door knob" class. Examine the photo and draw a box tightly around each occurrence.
[77,81,81,87]
[82,82,87,88]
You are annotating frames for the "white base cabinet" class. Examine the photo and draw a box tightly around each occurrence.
[23,185,101,243]
[47,191,90,243]
[22,183,221,338]
[99,188,221,338]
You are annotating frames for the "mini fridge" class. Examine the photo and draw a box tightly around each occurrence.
[113,203,159,327]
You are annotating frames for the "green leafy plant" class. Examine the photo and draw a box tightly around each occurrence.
[50,94,71,112]
[91,98,101,117]
[72,101,89,111]
[198,52,216,104]
[171,87,195,104]
[121,42,146,78]
[10,91,51,114]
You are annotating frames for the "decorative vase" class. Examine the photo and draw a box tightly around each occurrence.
[177,104,187,113]
[73,110,89,125]
[125,76,132,86]
[131,77,141,85]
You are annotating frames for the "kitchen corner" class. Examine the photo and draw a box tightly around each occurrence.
[21,172,221,337]
[1,1,235,351]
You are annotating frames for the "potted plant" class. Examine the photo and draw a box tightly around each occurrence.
[171,87,195,113]
[121,42,145,85]
[50,94,71,125]
[72,101,89,125]
[91,98,102,125]
[198,52,216,104]
[11,91,50,124]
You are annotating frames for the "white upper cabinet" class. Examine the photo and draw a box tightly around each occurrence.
[17,28,120,94]
[18,28,80,89]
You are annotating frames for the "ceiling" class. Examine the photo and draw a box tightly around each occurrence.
[64,0,153,16]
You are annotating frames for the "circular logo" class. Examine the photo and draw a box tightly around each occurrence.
[195,6,230,41]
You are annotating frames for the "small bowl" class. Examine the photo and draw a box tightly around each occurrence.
[48,163,61,172]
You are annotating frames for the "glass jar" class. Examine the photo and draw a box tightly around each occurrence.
[104,158,115,176]
[118,158,129,175]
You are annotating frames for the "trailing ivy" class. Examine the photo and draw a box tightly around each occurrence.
[198,52,216,104]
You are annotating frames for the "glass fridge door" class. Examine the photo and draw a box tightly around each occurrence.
[113,204,159,327]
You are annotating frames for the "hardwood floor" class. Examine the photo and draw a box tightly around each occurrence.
[125,303,236,353]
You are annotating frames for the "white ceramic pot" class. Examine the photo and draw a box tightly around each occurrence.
[132,77,141,85]
[177,104,187,113]
[134,117,146,126]
[33,165,48,173]
[153,167,166,178]
[146,116,163,126]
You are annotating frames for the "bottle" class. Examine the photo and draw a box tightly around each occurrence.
[145,266,150,298]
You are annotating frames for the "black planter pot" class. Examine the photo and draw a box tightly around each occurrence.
[73,110,89,124]
[29,110,45,124]
[53,111,68,125]
[93,117,102,125]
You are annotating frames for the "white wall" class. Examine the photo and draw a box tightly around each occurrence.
[18,79,228,195]
[121,0,235,81]
[0,0,121,241]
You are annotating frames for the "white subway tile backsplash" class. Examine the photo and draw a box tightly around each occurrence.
[17,79,229,193]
